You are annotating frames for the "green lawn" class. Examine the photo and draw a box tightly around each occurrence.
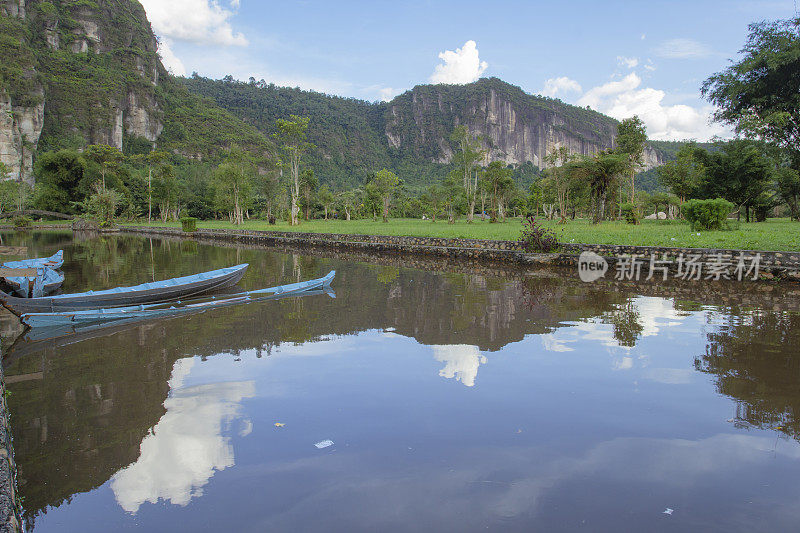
[125,217,800,252]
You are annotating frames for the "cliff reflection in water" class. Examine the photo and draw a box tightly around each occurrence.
[2,232,800,529]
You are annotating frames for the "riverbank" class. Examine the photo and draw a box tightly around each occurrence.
[124,218,800,253]
[118,225,800,282]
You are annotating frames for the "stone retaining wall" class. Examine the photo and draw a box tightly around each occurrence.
[118,226,800,281]
[0,376,21,533]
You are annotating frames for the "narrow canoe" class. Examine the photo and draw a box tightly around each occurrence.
[0,263,249,316]
[4,287,336,365]
[20,270,335,328]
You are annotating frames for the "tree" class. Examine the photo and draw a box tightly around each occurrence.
[483,161,514,222]
[450,125,484,222]
[154,163,181,222]
[701,140,774,221]
[336,189,359,221]
[423,184,445,222]
[317,184,334,219]
[33,149,90,214]
[369,168,400,222]
[84,144,124,191]
[145,151,168,223]
[568,151,628,223]
[275,116,312,226]
[299,168,318,220]
[658,142,706,206]
[702,18,800,169]
[616,116,648,202]
[776,167,800,220]
[212,148,253,224]
[544,146,574,223]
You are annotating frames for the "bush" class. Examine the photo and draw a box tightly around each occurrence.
[682,198,735,230]
[12,215,31,229]
[619,202,639,225]
[519,215,560,252]
[180,217,198,232]
[268,215,276,225]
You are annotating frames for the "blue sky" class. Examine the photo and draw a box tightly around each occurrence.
[139,0,797,141]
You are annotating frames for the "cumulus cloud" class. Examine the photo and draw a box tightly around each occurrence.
[617,56,639,69]
[540,76,582,98]
[157,38,187,76]
[576,72,729,140]
[140,0,248,47]
[655,38,714,59]
[429,40,488,84]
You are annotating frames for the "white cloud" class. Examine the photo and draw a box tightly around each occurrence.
[140,0,248,47]
[655,38,714,59]
[617,56,639,69]
[576,73,730,140]
[110,359,256,513]
[157,38,187,76]
[429,40,488,84]
[540,76,582,98]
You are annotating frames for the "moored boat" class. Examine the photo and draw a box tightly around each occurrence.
[4,267,65,298]
[0,263,249,315]
[20,270,335,328]
[1,250,64,270]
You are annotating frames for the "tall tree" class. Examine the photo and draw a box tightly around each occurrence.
[657,142,706,205]
[568,150,628,223]
[483,161,514,222]
[299,168,318,220]
[616,116,648,202]
[212,148,253,225]
[702,18,800,169]
[544,146,574,223]
[450,125,484,222]
[423,184,445,222]
[84,144,124,191]
[369,168,400,223]
[317,184,334,220]
[776,167,800,220]
[275,116,312,226]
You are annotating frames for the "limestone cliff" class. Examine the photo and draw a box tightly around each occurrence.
[385,78,664,171]
[0,0,165,181]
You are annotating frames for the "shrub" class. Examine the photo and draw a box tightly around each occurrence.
[619,202,639,225]
[80,185,122,228]
[682,198,735,230]
[268,215,276,225]
[12,215,31,229]
[180,217,198,232]
[519,215,560,252]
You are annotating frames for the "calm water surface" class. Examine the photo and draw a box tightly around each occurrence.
[2,231,800,532]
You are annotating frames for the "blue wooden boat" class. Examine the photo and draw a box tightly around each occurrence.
[1,250,64,270]
[0,263,249,316]
[4,267,65,298]
[4,288,336,365]
[20,270,335,328]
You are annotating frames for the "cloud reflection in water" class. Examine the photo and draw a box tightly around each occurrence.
[110,358,255,513]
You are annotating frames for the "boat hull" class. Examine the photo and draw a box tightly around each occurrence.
[20,270,335,328]
[0,264,248,315]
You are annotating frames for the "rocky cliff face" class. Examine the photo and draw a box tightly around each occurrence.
[0,0,164,182]
[385,78,664,171]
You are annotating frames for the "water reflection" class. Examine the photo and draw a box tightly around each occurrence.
[2,231,800,530]
[110,358,255,513]
[431,345,486,387]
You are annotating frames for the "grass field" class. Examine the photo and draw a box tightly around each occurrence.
[126,217,800,252]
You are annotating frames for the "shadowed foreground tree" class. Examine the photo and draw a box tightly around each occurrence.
[702,17,800,170]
